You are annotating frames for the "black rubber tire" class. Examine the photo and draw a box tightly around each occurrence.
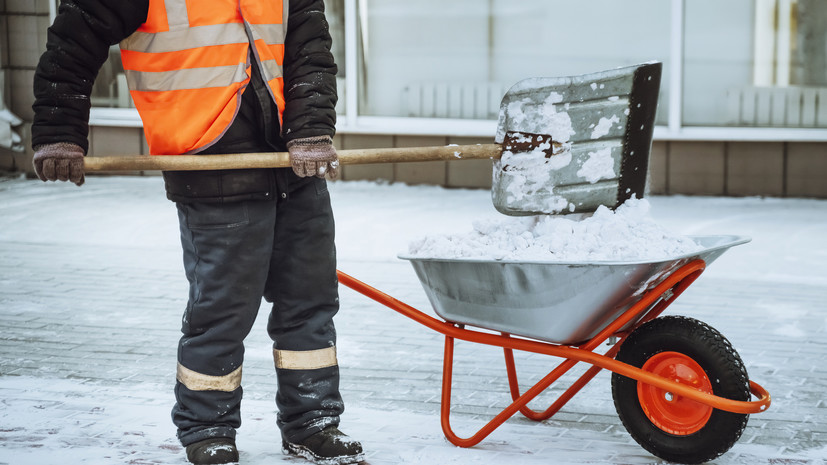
[611,316,750,464]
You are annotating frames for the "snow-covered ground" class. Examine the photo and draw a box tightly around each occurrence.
[1,175,825,464]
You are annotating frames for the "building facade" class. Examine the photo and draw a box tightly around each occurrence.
[1,0,825,197]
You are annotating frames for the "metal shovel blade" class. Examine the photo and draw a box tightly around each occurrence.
[492,62,662,215]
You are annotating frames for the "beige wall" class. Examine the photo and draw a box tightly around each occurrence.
[335,133,493,188]
[337,135,827,199]
[650,140,827,198]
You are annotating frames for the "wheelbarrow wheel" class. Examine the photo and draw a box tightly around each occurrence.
[611,316,750,464]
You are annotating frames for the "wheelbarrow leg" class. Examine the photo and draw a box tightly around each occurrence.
[441,330,627,446]
[504,341,625,421]
[440,334,577,447]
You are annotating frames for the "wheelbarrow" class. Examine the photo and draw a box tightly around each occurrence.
[336,235,771,464]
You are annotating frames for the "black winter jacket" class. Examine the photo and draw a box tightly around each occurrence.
[32,0,338,203]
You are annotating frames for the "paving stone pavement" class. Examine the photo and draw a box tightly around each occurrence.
[0,175,826,464]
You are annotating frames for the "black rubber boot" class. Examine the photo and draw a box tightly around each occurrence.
[282,426,364,465]
[185,438,239,464]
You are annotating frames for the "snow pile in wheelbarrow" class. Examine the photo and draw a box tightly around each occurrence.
[407,198,702,261]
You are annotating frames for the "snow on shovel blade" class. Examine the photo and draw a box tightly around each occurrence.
[492,62,662,216]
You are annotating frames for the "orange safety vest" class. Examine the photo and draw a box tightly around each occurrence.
[119,0,287,155]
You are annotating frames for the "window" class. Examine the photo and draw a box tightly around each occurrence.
[81,0,827,136]
[327,0,347,115]
[358,0,671,125]
[90,46,131,108]
[684,0,827,128]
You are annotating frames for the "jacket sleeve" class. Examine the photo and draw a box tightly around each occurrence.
[282,0,339,142]
[31,0,148,152]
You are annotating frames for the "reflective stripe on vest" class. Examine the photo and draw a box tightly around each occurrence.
[120,0,288,155]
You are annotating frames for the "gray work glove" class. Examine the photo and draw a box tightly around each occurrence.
[33,142,85,186]
[287,135,339,179]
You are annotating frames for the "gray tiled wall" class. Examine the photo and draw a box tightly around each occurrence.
[727,142,785,197]
[1,2,49,172]
[393,135,448,186]
[648,140,825,198]
[668,142,727,195]
[3,3,47,122]
[338,134,394,181]
[787,143,827,197]
[0,8,9,71]
[6,0,52,14]
[446,136,494,189]
[341,135,827,198]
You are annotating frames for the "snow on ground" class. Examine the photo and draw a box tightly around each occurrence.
[1,175,826,465]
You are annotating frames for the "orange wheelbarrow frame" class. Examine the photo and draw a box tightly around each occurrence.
[337,259,771,448]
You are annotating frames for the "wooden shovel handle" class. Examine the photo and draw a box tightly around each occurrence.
[83,144,503,172]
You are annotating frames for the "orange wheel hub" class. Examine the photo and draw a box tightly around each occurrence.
[638,351,714,435]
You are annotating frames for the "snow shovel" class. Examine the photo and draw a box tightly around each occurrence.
[84,62,662,216]
[492,61,661,215]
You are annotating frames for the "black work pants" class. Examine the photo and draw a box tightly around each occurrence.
[171,171,343,446]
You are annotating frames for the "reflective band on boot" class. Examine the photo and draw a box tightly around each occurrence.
[274,347,337,370]
[177,363,243,392]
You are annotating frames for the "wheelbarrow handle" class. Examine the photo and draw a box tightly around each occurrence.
[83,144,504,172]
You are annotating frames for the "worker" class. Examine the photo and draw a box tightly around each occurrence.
[30,1,363,464]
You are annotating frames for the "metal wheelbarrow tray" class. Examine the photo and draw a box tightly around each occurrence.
[337,234,771,464]
[400,235,749,345]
